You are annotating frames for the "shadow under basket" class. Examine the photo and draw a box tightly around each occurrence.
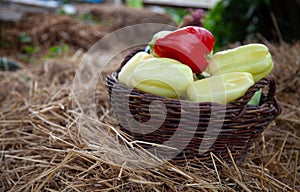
[105,57,281,166]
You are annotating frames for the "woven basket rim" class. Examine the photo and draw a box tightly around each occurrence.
[108,71,276,107]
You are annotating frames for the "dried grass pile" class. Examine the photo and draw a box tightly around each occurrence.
[0,40,299,191]
[76,4,176,31]
[0,4,175,60]
[0,13,106,59]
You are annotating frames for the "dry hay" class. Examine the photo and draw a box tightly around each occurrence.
[76,4,176,31]
[0,4,175,60]
[0,7,299,190]
[0,13,106,59]
[0,40,299,191]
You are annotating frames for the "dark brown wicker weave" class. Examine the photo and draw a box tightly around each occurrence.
[105,50,281,165]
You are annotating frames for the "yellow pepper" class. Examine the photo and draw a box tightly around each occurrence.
[118,52,153,87]
[187,72,255,104]
[206,43,274,82]
[119,56,194,98]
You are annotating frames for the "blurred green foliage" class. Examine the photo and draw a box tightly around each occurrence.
[126,0,143,8]
[79,13,100,24]
[18,33,32,43]
[203,0,272,51]
[164,7,188,25]
[204,0,300,50]
[17,33,38,63]
[44,44,70,58]
[23,45,39,55]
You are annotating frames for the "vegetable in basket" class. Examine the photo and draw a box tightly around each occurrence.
[150,26,215,73]
[119,56,194,98]
[118,52,153,87]
[206,43,274,82]
[187,72,255,104]
[148,30,171,54]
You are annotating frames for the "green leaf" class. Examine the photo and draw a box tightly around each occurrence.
[45,44,70,58]
[126,0,143,8]
[248,89,262,105]
[23,45,38,55]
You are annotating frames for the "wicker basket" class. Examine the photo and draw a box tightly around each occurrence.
[105,50,281,165]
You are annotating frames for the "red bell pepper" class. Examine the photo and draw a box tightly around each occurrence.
[152,26,215,73]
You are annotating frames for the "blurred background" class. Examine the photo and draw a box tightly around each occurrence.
[0,0,299,66]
